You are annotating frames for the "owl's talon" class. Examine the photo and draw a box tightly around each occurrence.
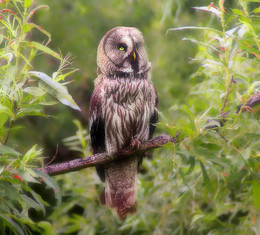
[130,138,142,149]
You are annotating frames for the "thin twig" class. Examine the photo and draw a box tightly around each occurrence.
[237,92,260,113]
[3,120,13,145]
[45,144,59,167]
[219,1,232,114]
[206,91,260,130]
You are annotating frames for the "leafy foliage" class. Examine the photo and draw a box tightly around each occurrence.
[166,1,260,233]
[0,0,78,234]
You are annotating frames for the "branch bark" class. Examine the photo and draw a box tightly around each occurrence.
[41,91,260,176]
[41,135,178,176]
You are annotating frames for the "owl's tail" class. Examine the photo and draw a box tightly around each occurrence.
[101,156,139,220]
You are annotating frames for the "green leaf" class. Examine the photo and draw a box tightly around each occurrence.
[25,41,61,60]
[38,100,59,106]
[0,103,13,118]
[23,87,46,96]
[22,145,42,164]
[182,37,219,52]
[252,179,260,210]
[37,221,56,235]
[0,112,9,127]
[22,23,51,43]
[22,23,35,32]
[33,169,61,206]
[27,5,49,20]
[21,194,42,211]
[16,105,45,118]
[24,0,33,9]
[185,156,196,175]
[28,71,81,111]
[199,161,210,186]
[168,26,222,34]
[0,145,21,156]
[252,7,260,13]
[55,69,79,82]
[232,9,244,16]
[192,6,220,17]
[0,215,24,235]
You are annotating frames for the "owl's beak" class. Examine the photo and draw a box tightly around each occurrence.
[133,51,136,60]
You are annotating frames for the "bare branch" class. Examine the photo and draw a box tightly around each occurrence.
[237,92,260,113]
[41,135,178,176]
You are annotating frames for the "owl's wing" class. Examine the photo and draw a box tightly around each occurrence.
[89,85,106,182]
[138,84,158,171]
[149,84,159,139]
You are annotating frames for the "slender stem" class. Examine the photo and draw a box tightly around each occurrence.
[219,0,232,114]
[3,120,13,145]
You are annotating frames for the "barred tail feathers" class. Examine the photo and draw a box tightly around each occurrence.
[103,156,139,220]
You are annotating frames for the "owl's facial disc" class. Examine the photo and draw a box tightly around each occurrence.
[99,27,150,77]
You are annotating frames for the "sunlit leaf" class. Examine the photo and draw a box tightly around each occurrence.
[0,103,13,118]
[55,69,79,82]
[37,221,56,235]
[23,87,46,96]
[193,6,220,17]
[169,26,221,34]
[28,71,81,111]
[232,9,245,16]
[0,145,21,156]
[182,37,219,52]
[252,7,260,13]
[24,41,61,60]
[24,0,33,9]
[27,5,49,20]
[22,145,42,165]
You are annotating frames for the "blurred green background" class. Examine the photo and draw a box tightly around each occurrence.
[6,0,260,234]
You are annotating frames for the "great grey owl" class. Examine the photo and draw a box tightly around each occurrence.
[89,26,158,220]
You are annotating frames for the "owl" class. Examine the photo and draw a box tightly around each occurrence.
[89,27,158,220]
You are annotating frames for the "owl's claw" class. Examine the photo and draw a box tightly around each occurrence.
[130,138,142,149]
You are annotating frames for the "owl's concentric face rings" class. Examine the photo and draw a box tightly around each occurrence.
[97,27,150,77]
[103,27,144,67]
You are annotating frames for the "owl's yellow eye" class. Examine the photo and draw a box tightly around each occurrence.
[118,44,127,51]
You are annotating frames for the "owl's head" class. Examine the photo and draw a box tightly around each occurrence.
[97,27,151,78]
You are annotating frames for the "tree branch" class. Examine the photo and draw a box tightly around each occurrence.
[41,135,178,176]
[237,91,260,113]
[41,91,260,176]
[205,91,260,129]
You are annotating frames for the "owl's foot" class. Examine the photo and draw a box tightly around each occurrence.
[130,138,142,149]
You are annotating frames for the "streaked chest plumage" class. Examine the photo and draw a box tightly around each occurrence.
[101,77,154,154]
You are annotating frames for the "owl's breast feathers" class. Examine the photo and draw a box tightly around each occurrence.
[103,77,156,154]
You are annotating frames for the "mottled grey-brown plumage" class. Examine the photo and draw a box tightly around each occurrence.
[89,27,158,220]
